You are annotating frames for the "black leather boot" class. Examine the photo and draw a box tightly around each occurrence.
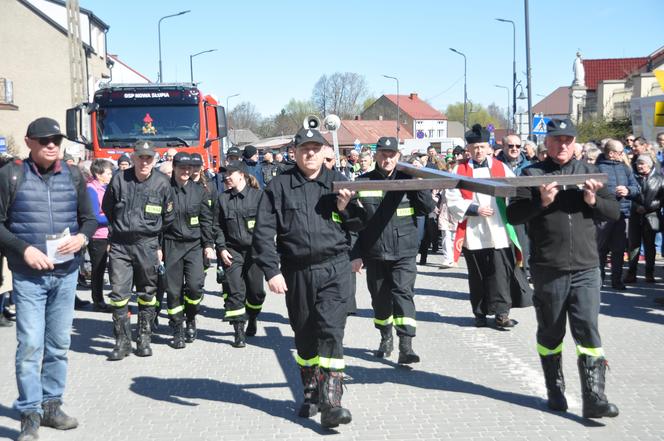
[298,366,319,418]
[185,318,197,343]
[540,354,568,411]
[232,321,246,348]
[135,309,154,357]
[578,355,619,418]
[319,370,352,429]
[108,309,132,361]
[245,315,258,337]
[170,319,186,349]
[18,412,40,441]
[398,336,420,364]
[41,400,78,430]
[375,326,393,358]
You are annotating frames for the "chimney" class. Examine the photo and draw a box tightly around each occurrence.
[354,115,361,120]
[409,93,418,100]
[378,115,383,121]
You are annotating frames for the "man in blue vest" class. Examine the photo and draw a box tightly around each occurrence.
[0,117,97,441]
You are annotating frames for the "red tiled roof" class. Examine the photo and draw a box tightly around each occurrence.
[583,57,648,90]
[384,94,447,120]
[321,120,412,146]
[533,86,570,115]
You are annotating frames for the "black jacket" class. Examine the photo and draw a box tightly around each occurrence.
[506,157,620,271]
[351,168,435,260]
[215,185,262,252]
[102,167,175,243]
[252,165,366,280]
[631,169,664,231]
[163,178,214,247]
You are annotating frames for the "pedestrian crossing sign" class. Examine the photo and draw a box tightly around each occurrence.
[532,116,550,135]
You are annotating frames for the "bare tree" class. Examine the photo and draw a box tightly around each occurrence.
[312,72,368,119]
[229,101,262,133]
[487,102,508,129]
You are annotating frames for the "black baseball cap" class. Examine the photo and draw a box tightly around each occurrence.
[294,128,326,148]
[227,146,241,158]
[133,140,157,157]
[190,153,204,167]
[376,137,398,151]
[225,160,248,174]
[26,117,65,139]
[546,118,577,137]
[173,152,193,166]
[117,154,131,165]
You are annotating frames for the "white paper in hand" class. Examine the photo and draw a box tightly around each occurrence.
[46,227,74,264]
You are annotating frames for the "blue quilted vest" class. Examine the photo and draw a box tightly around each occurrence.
[7,160,80,276]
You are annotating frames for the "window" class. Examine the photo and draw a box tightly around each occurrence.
[428,129,434,138]
[438,130,445,138]
[1,79,14,104]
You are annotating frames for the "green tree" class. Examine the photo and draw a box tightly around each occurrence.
[576,117,632,143]
[444,102,500,129]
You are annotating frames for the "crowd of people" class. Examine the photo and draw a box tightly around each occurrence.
[5,115,664,440]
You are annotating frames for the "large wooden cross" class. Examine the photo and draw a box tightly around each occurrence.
[332,162,608,197]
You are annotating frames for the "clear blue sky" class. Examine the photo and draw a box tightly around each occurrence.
[82,0,663,117]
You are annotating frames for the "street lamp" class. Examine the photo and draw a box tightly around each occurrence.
[449,48,467,131]
[158,10,190,83]
[496,18,516,132]
[382,74,400,140]
[226,93,240,146]
[524,0,534,140]
[189,49,217,83]
[494,85,510,133]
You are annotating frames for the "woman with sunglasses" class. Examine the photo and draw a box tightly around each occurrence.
[214,160,265,348]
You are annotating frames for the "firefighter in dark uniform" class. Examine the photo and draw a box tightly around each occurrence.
[507,118,620,419]
[102,140,175,360]
[163,152,215,348]
[215,160,265,347]
[253,127,366,429]
[351,137,435,364]
[190,152,217,273]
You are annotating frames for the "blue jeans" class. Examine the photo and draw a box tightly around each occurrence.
[13,270,77,415]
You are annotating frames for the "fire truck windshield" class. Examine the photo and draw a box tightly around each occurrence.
[97,105,200,147]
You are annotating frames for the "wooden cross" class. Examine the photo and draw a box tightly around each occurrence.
[332,162,608,197]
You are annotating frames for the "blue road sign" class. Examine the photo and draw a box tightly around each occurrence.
[0,137,6,153]
[532,116,550,135]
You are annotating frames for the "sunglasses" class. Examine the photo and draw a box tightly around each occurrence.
[324,158,335,162]
[507,144,521,149]
[37,136,64,146]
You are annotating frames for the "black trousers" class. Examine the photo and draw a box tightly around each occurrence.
[531,265,602,355]
[163,239,204,322]
[627,215,656,276]
[283,255,351,372]
[223,248,266,322]
[108,237,160,311]
[87,238,108,304]
[365,257,417,337]
[514,223,531,279]
[463,247,513,317]
[597,216,627,284]
[418,216,438,259]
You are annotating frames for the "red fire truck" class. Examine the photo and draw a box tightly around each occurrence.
[66,83,227,169]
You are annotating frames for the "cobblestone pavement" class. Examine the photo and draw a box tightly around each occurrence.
[0,254,663,441]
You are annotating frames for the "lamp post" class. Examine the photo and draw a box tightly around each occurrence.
[158,10,190,83]
[524,0,534,140]
[226,93,240,146]
[189,49,217,83]
[449,48,467,131]
[382,74,400,141]
[496,18,515,132]
[494,85,510,133]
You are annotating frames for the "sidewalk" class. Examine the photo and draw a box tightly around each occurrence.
[0,254,662,440]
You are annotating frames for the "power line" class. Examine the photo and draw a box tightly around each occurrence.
[425,75,464,102]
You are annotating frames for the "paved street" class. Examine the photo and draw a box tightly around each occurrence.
[0,254,663,441]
